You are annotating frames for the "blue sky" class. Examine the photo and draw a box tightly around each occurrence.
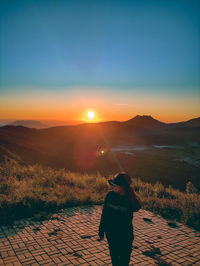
[0,0,199,122]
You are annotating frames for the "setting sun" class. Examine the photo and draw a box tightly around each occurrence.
[80,109,100,123]
[88,110,95,119]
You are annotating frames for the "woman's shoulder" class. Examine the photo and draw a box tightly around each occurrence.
[105,191,115,200]
[106,190,115,197]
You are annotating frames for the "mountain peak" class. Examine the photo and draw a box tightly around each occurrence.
[125,115,165,127]
[134,115,154,120]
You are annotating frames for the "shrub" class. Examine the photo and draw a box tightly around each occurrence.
[0,160,199,230]
[157,190,176,199]
[186,181,197,194]
[0,183,10,194]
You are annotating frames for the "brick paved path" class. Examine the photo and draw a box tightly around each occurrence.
[0,206,200,265]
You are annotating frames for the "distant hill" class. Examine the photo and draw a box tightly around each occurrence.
[0,115,199,190]
[42,120,83,127]
[7,120,47,129]
[2,119,84,128]
[0,115,199,165]
[0,120,13,127]
[0,145,24,165]
[171,117,200,128]
[124,115,166,128]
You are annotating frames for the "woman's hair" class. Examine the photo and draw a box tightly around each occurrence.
[122,174,141,210]
[109,172,141,211]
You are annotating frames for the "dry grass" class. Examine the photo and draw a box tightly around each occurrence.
[0,159,199,230]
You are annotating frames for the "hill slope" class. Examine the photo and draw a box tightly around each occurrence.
[0,115,199,190]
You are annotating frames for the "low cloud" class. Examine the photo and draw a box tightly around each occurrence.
[116,103,130,106]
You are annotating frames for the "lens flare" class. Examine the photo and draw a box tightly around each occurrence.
[100,150,104,154]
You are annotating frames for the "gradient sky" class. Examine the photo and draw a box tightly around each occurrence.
[0,0,200,122]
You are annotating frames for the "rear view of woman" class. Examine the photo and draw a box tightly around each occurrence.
[98,173,141,266]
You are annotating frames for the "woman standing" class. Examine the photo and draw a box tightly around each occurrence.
[98,173,141,266]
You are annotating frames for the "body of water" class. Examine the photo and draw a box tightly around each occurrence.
[110,144,177,154]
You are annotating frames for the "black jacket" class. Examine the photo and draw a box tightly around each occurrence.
[99,191,134,239]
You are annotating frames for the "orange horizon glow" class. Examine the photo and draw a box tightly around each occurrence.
[0,105,199,124]
[0,89,199,124]
[0,109,199,124]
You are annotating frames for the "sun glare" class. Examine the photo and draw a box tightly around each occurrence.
[88,110,95,119]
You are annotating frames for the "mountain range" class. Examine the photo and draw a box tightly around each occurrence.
[7,120,48,129]
[0,114,199,160]
[0,119,83,128]
[0,115,199,190]
[2,115,200,129]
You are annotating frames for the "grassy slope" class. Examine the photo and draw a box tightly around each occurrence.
[0,159,199,230]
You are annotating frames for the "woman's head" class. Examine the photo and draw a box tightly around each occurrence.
[108,173,138,209]
[112,184,125,195]
[108,173,133,195]
[108,173,133,188]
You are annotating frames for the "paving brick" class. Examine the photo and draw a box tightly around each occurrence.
[13,261,22,266]
[0,206,199,265]
[52,257,62,264]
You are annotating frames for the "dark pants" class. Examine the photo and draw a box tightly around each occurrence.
[106,231,134,266]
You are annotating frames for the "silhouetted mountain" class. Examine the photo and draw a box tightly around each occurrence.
[0,115,199,167]
[7,120,47,129]
[0,115,200,190]
[124,115,166,128]
[171,117,200,128]
[0,120,13,127]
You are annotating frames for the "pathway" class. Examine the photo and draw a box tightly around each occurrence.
[0,206,200,265]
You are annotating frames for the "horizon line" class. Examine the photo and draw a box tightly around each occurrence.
[0,114,200,126]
